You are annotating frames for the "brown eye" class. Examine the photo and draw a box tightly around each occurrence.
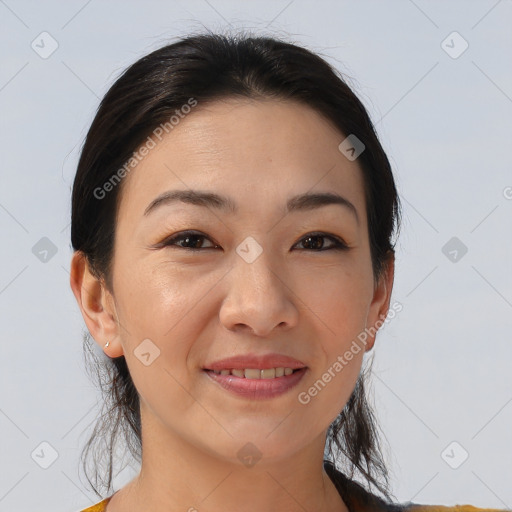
[294,233,348,251]
[160,231,220,250]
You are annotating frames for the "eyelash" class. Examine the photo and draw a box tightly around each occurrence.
[156,230,349,252]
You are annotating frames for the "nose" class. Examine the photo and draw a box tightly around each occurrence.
[219,250,300,337]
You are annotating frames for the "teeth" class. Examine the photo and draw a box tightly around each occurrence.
[245,368,263,379]
[211,367,297,379]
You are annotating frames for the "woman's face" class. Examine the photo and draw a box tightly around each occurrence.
[102,98,393,464]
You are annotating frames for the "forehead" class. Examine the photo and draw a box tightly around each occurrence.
[117,98,366,222]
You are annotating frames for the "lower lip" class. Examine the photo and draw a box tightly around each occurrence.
[203,368,307,399]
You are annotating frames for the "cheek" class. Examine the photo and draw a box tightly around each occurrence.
[113,261,226,378]
[296,264,372,338]
[113,265,212,416]
[116,259,204,330]
[294,264,371,409]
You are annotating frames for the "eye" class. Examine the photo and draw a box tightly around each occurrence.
[293,232,349,251]
[157,230,220,250]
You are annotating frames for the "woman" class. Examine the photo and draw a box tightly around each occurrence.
[69,31,506,512]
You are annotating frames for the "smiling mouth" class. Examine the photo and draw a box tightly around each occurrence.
[203,366,308,399]
[203,367,303,379]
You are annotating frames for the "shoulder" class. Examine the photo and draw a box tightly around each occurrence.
[323,460,509,512]
[78,496,112,512]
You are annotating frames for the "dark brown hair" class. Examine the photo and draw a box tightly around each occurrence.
[71,29,401,501]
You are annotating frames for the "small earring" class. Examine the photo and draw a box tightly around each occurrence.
[104,341,110,348]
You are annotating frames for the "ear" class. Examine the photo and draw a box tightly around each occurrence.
[364,251,395,352]
[69,251,124,358]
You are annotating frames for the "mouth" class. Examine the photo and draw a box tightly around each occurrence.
[202,366,308,399]
[203,367,304,379]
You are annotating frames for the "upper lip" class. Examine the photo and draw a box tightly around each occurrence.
[203,353,307,371]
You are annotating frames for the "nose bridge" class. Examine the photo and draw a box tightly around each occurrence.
[219,241,298,334]
[232,245,284,303]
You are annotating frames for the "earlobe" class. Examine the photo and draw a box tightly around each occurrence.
[103,339,123,358]
[69,251,124,358]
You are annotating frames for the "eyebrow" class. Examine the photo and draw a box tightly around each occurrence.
[143,189,359,223]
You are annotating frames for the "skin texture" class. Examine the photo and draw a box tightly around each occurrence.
[70,97,394,512]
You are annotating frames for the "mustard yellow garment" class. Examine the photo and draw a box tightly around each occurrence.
[79,496,508,512]
[80,498,110,512]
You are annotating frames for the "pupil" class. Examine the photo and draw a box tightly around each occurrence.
[305,235,323,249]
[186,235,202,248]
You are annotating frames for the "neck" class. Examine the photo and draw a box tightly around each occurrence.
[107,411,349,512]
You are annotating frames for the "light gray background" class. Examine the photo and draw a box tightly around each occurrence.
[0,1,511,511]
